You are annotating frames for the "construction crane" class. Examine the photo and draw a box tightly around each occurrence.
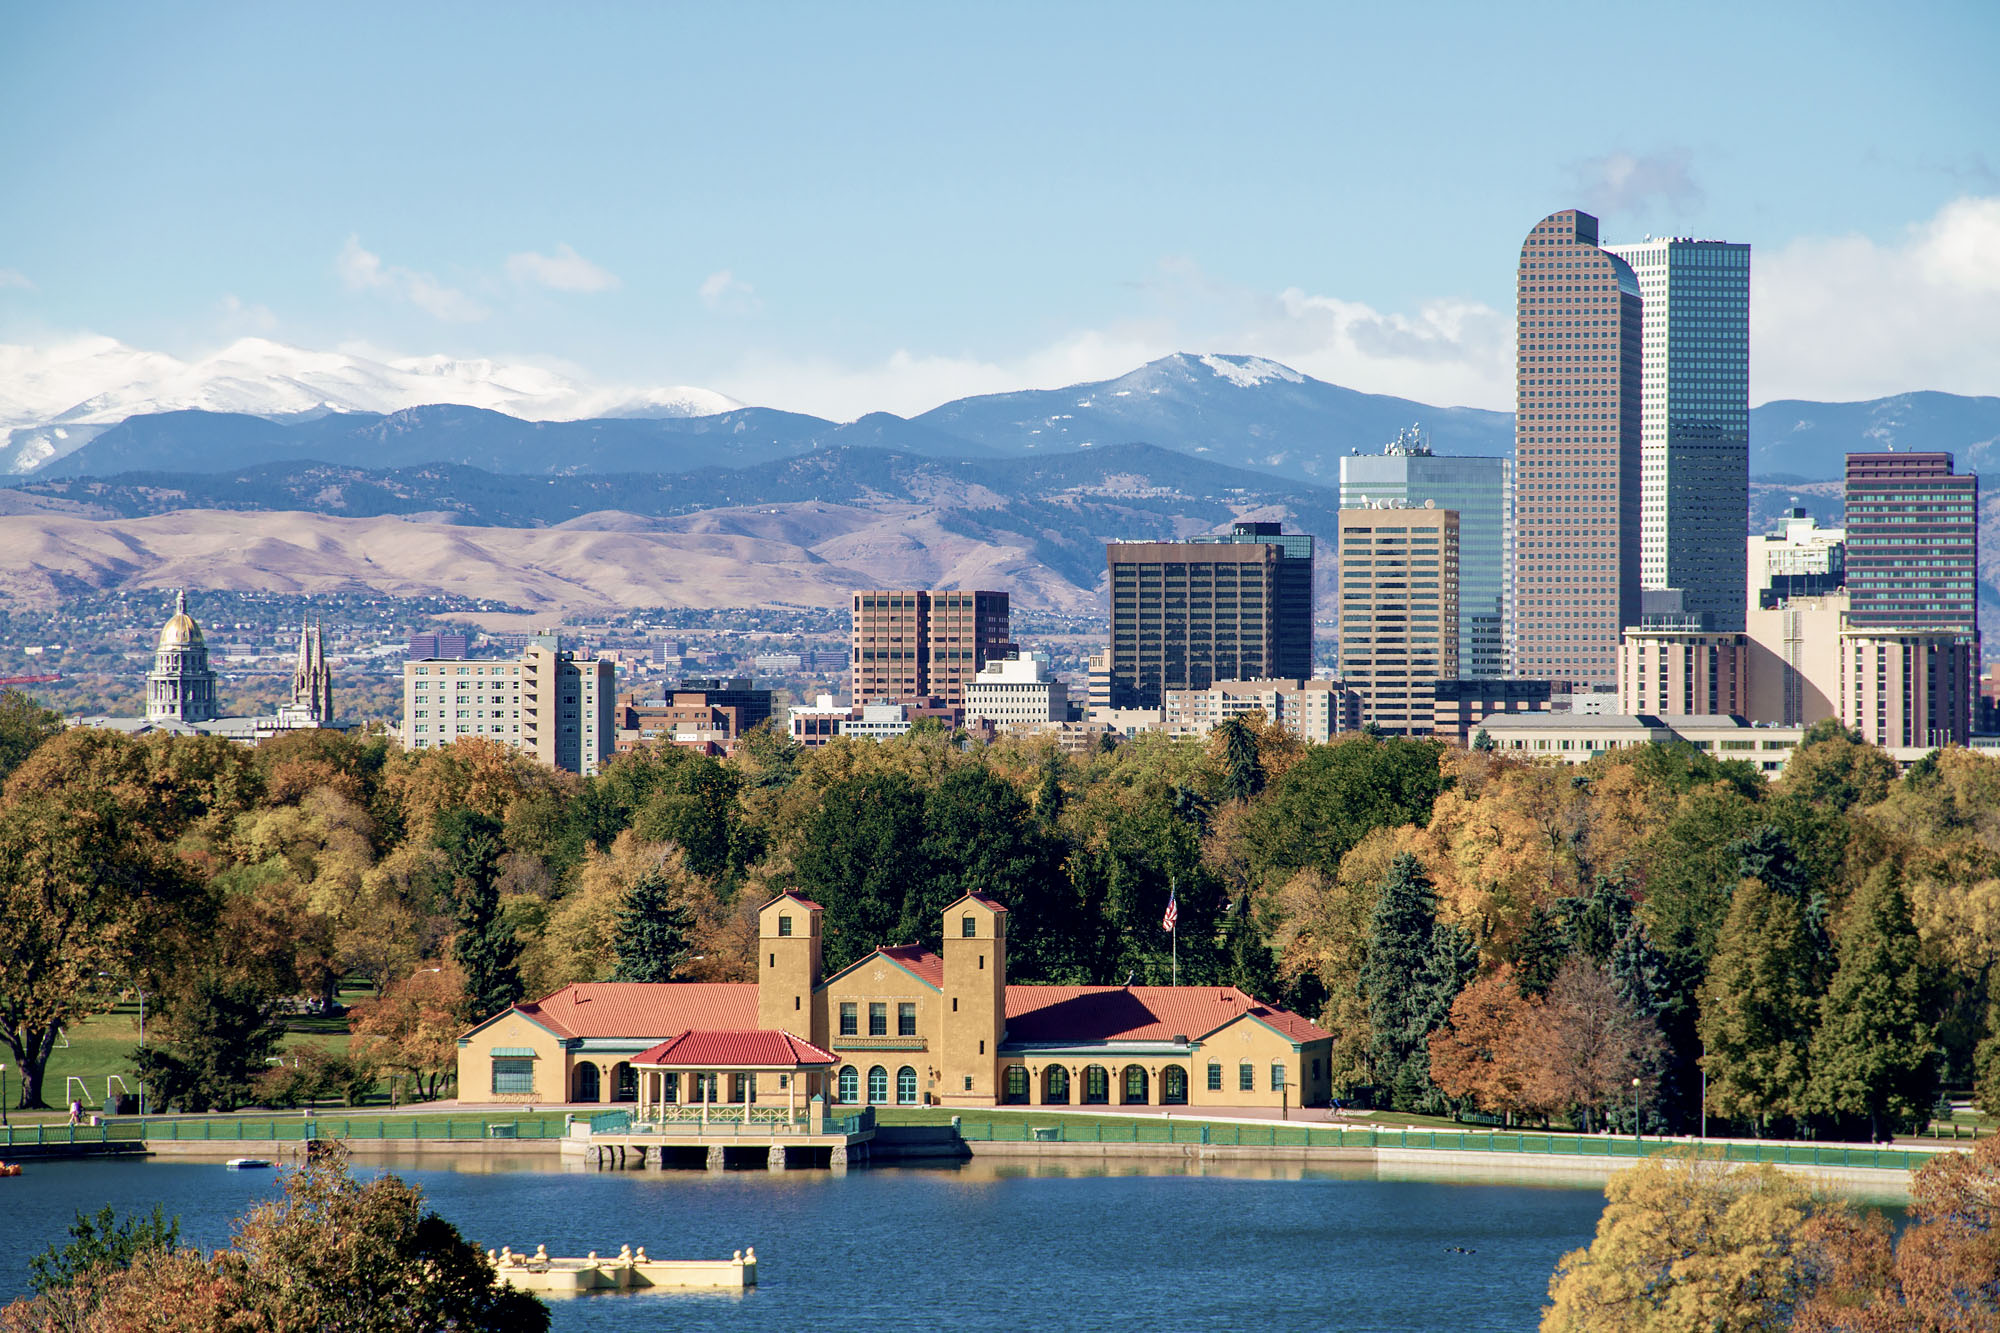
[0,673,61,687]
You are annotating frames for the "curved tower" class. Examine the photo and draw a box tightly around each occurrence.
[147,590,219,723]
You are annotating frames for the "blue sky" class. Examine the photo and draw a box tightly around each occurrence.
[2,0,1996,419]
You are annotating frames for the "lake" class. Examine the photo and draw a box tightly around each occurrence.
[0,1154,1614,1331]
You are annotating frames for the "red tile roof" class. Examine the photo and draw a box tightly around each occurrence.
[1003,986,1330,1046]
[764,891,823,911]
[510,983,756,1039]
[633,1029,838,1069]
[954,893,1010,913]
[877,946,945,989]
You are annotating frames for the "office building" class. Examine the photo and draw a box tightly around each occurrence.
[1514,209,1644,687]
[1750,508,1845,609]
[850,590,1010,707]
[1476,713,1806,774]
[1605,236,1752,630]
[1162,678,1360,744]
[1617,627,1749,716]
[402,630,616,775]
[1336,505,1459,734]
[1341,427,1513,676]
[1744,592,1846,727]
[962,652,1068,732]
[1432,678,1557,746]
[1105,523,1315,709]
[407,631,471,662]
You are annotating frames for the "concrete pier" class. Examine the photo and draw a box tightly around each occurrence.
[489,1243,756,1295]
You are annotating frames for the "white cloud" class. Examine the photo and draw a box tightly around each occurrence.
[505,243,620,293]
[716,260,1513,420]
[0,268,33,290]
[699,269,759,314]
[1571,148,1704,215]
[336,235,487,322]
[1754,195,2000,401]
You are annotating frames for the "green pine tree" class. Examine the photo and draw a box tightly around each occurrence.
[611,868,695,984]
[1216,718,1264,802]
[1806,863,1934,1141]
[1515,904,1568,996]
[1364,854,1470,1112]
[1697,877,1817,1134]
[437,810,523,1022]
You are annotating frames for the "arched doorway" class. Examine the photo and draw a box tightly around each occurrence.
[1162,1065,1188,1105]
[612,1063,637,1102]
[572,1062,600,1103]
[897,1067,918,1105]
[867,1066,889,1104]
[1044,1066,1070,1105]
[1122,1065,1149,1105]
[836,1066,858,1104]
[1082,1065,1110,1105]
[1002,1066,1030,1105]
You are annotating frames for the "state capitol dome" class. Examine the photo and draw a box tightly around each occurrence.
[156,596,206,652]
[147,589,218,723]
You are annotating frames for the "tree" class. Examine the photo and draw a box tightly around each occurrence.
[1364,854,1473,1111]
[1243,736,1450,885]
[434,810,522,1023]
[1807,863,1935,1141]
[131,972,286,1113]
[788,771,929,970]
[1212,717,1265,803]
[28,1206,181,1297]
[0,689,61,786]
[1515,905,1569,997]
[1699,877,1819,1133]
[1521,958,1662,1134]
[611,865,694,983]
[1429,967,1541,1122]
[1541,1151,1846,1333]
[0,790,203,1107]
[1792,1133,2000,1331]
[1471,727,1496,753]
[1781,720,1895,813]
[349,962,465,1102]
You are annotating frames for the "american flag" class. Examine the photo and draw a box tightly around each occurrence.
[1162,887,1178,933]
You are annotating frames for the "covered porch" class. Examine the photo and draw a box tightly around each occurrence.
[631,1029,839,1133]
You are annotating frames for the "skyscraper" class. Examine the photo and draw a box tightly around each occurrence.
[1340,427,1512,676]
[1104,523,1314,709]
[850,590,1010,706]
[1604,237,1751,631]
[1336,505,1459,734]
[1513,209,1644,688]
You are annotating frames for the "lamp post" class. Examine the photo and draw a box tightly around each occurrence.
[1,1063,8,1127]
[1632,1076,1641,1141]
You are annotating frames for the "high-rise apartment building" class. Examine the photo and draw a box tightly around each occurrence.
[1605,237,1751,630]
[1104,523,1314,709]
[402,631,616,775]
[1340,427,1513,676]
[1514,209,1644,687]
[849,590,1009,706]
[1336,505,1459,734]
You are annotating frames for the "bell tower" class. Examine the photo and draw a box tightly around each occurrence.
[758,892,823,1044]
[940,893,1007,1106]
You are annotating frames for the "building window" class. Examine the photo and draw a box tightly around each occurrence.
[897,1066,918,1105]
[1003,1066,1030,1105]
[898,1002,917,1037]
[961,915,978,937]
[1162,1065,1188,1105]
[1207,1061,1222,1091]
[777,915,793,937]
[1271,1063,1287,1092]
[839,1003,857,1037]
[1240,1062,1255,1092]
[1045,1066,1071,1104]
[491,1058,534,1095]
[1083,1065,1110,1105]
[867,1066,889,1104]
[868,1002,888,1037]
[836,1066,858,1103]
[1123,1065,1149,1104]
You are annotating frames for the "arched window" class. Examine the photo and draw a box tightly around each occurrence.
[1044,1066,1070,1105]
[613,1062,637,1102]
[1162,1065,1188,1105]
[1122,1065,1148,1105]
[867,1065,889,1104]
[896,1066,918,1105]
[1003,1066,1030,1105]
[1083,1065,1110,1105]
[836,1066,858,1104]
[572,1062,600,1103]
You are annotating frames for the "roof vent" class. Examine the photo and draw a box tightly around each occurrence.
[1172,1033,1188,1046]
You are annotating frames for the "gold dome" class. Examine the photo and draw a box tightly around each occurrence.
[157,591,206,651]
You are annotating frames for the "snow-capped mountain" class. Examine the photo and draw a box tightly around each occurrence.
[0,337,739,473]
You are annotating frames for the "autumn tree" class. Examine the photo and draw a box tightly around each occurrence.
[0,689,61,786]
[349,961,465,1102]
[1541,1152,1847,1333]
[1780,719,1895,813]
[1520,958,1662,1133]
[1807,863,1935,1141]
[1428,966,1540,1123]
[1699,877,1819,1133]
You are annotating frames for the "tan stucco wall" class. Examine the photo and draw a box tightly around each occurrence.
[1187,1016,1332,1109]
[456,1013,569,1104]
[819,960,942,1106]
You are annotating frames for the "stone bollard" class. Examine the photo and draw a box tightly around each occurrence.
[533,1244,547,1264]
[635,1247,648,1262]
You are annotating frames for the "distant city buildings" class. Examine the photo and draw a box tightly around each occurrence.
[402,630,615,776]
[1336,505,1459,735]
[1513,209,1644,687]
[1749,507,1845,608]
[1604,236,1751,631]
[850,590,1010,707]
[1105,522,1314,709]
[407,630,471,661]
[1162,678,1359,744]
[962,652,1068,732]
[1340,428,1512,676]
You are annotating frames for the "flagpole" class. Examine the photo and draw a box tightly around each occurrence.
[1170,874,1178,988]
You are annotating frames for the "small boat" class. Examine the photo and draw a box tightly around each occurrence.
[224,1158,274,1170]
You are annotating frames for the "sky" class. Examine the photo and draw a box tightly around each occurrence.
[2,0,1997,421]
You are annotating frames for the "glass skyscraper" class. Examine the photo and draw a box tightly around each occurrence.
[1339,428,1512,677]
[1604,237,1751,632]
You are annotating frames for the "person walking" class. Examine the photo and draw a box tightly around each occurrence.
[68,1099,81,1127]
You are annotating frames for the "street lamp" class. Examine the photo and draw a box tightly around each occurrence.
[1632,1076,1642,1141]
[1,1063,8,1127]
